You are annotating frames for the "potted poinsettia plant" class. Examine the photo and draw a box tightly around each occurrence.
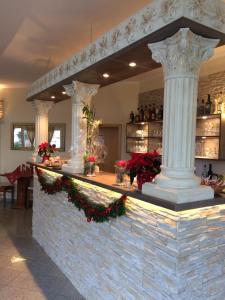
[38,142,56,163]
[126,151,161,191]
[115,160,127,185]
[84,155,97,176]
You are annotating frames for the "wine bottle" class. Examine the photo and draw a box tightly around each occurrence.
[148,104,152,121]
[151,104,156,121]
[144,105,148,122]
[129,111,135,123]
[207,163,213,179]
[140,105,144,122]
[205,94,211,115]
[201,164,208,179]
[200,99,205,115]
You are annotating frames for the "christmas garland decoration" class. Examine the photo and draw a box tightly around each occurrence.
[35,167,126,223]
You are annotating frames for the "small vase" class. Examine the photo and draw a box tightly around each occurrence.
[86,162,96,177]
[115,167,126,186]
[42,154,50,163]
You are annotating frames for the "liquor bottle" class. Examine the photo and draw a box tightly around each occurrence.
[144,105,148,122]
[201,164,208,179]
[197,98,201,116]
[158,105,163,120]
[207,163,213,179]
[129,111,135,123]
[155,105,159,121]
[140,105,144,122]
[148,104,152,121]
[151,104,156,121]
[135,107,140,123]
[205,94,211,115]
[199,99,205,115]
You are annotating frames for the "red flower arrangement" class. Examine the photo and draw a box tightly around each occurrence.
[38,142,56,162]
[126,151,161,190]
[115,160,127,168]
[86,156,97,163]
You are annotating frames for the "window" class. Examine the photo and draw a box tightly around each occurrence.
[11,123,66,152]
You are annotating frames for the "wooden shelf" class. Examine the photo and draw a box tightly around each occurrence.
[196,136,220,138]
[197,114,221,120]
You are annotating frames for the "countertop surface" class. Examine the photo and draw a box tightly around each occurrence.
[30,162,225,212]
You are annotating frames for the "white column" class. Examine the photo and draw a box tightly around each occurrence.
[32,100,54,162]
[142,28,219,203]
[62,81,100,174]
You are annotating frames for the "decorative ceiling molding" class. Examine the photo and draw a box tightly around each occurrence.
[27,0,225,99]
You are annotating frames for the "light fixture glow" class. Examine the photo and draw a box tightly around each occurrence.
[202,116,207,119]
[51,96,56,99]
[62,91,66,95]
[202,137,206,139]
[11,256,26,264]
[129,62,137,67]
[103,73,110,78]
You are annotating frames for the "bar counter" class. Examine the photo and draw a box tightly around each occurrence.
[31,163,225,300]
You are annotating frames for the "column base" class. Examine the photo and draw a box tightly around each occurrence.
[142,183,214,204]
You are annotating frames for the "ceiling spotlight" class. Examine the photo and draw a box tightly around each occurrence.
[62,91,66,95]
[129,62,136,67]
[103,73,110,78]
[51,96,55,99]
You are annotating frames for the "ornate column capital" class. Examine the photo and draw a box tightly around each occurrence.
[32,100,54,115]
[148,28,219,78]
[63,81,100,104]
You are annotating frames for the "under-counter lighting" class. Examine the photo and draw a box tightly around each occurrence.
[62,91,66,95]
[202,137,206,139]
[51,96,56,99]
[103,73,110,78]
[129,62,137,67]
[202,116,208,119]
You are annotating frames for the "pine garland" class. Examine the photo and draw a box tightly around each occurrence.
[35,167,126,223]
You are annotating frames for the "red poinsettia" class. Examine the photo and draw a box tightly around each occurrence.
[38,142,56,157]
[115,160,127,168]
[86,155,97,163]
[126,151,161,188]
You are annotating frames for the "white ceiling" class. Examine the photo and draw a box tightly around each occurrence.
[0,0,151,88]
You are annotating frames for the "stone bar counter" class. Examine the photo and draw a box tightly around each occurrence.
[32,163,225,300]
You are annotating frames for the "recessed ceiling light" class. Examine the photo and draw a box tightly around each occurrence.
[51,96,55,99]
[129,62,137,67]
[62,91,66,95]
[103,73,110,78]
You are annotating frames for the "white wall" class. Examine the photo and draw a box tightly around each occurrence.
[93,81,139,160]
[0,88,71,173]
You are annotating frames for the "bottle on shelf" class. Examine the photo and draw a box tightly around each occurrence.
[201,164,208,179]
[151,103,156,121]
[140,105,144,122]
[197,98,201,116]
[155,105,159,121]
[148,104,152,121]
[144,105,148,122]
[135,107,140,123]
[207,163,213,179]
[205,94,212,115]
[158,105,163,120]
[129,111,135,123]
[199,99,205,115]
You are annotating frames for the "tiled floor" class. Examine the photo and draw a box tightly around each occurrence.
[0,202,85,300]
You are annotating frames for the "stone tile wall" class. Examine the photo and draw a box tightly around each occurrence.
[33,177,225,300]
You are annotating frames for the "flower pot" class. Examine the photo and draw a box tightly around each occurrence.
[42,154,50,163]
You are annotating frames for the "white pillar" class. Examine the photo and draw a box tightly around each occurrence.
[62,81,100,174]
[142,28,219,203]
[32,100,54,162]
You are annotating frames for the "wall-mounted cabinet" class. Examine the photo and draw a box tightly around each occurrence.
[126,114,225,160]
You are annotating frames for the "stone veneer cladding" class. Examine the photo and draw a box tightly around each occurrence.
[139,69,225,106]
[33,177,225,300]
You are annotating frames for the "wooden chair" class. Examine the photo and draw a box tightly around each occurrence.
[0,183,14,208]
